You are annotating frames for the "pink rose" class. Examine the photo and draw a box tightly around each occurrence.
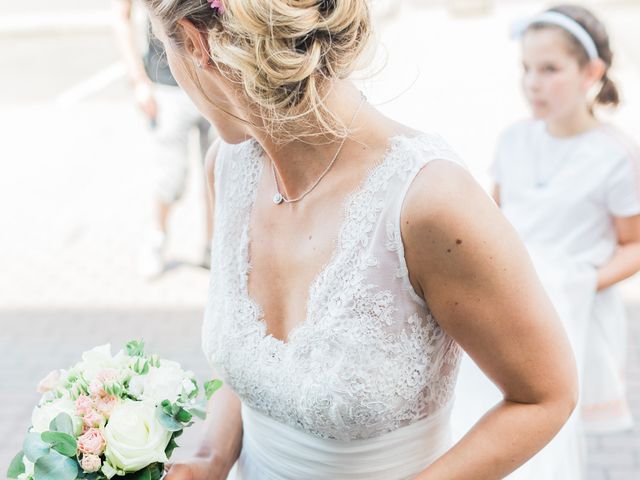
[95,395,119,418]
[75,395,94,416]
[89,379,106,398]
[82,410,105,429]
[97,368,119,384]
[80,453,102,473]
[78,428,106,456]
[36,370,60,393]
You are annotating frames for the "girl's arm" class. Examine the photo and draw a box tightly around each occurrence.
[402,161,577,480]
[596,214,640,291]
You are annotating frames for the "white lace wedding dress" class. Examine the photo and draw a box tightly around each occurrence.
[202,133,464,480]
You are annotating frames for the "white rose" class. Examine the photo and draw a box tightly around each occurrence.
[31,397,82,435]
[77,344,129,382]
[103,400,171,473]
[181,377,197,396]
[138,360,188,404]
[128,375,145,398]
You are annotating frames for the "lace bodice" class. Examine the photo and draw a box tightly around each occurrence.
[202,133,463,441]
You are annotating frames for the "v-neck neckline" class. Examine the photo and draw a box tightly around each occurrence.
[239,133,425,347]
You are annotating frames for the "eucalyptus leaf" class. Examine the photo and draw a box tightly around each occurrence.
[34,450,78,480]
[156,408,184,432]
[49,413,74,436]
[6,451,25,479]
[23,432,50,463]
[41,431,77,457]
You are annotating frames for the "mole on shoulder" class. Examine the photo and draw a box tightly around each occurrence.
[456,239,463,245]
[446,249,451,253]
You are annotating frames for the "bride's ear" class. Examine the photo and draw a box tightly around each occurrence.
[177,19,211,68]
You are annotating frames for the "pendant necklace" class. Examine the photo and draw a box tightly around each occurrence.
[271,93,366,205]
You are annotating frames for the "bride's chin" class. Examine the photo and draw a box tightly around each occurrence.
[216,129,252,145]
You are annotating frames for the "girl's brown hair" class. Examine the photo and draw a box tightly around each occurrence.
[528,4,620,108]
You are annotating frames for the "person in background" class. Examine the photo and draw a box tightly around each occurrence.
[454,4,640,479]
[112,0,216,278]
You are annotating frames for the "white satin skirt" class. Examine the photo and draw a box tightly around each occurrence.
[230,403,453,480]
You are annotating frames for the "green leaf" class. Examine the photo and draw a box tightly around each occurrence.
[155,407,184,432]
[41,431,77,457]
[148,463,163,480]
[122,466,152,480]
[204,379,223,400]
[23,432,50,463]
[125,340,145,357]
[34,450,78,480]
[176,408,193,423]
[160,399,173,416]
[164,435,179,459]
[187,406,207,420]
[49,412,74,436]
[6,451,25,479]
[76,472,101,480]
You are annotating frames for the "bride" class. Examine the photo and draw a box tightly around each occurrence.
[146,1,579,478]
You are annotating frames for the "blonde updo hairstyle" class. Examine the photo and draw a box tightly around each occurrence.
[143,0,373,143]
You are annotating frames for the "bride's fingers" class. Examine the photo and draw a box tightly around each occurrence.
[163,463,192,480]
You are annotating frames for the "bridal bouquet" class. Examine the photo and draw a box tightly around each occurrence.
[6,340,221,480]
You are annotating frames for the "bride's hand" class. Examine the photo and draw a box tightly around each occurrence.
[164,458,224,480]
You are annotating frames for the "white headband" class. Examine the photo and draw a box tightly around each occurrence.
[511,11,599,60]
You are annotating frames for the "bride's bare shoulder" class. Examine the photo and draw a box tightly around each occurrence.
[400,160,514,283]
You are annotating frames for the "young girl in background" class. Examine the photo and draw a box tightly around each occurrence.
[455,4,640,479]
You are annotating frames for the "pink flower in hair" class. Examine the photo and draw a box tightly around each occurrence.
[207,0,225,14]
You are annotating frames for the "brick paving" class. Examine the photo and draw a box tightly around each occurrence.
[1,1,640,478]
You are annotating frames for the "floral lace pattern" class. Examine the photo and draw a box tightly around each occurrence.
[203,133,463,441]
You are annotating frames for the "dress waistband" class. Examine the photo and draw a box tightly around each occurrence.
[236,403,453,480]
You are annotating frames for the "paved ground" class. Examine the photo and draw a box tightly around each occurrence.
[1,0,639,478]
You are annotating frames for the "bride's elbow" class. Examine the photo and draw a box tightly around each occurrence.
[547,371,579,428]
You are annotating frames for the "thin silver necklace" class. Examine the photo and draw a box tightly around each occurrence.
[271,93,366,205]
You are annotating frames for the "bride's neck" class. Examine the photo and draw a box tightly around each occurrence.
[251,81,371,201]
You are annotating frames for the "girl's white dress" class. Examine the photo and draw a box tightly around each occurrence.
[453,120,640,479]
[202,134,465,479]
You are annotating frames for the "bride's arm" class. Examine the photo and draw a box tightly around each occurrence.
[166,140,244,480]
[402,160,578,480]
